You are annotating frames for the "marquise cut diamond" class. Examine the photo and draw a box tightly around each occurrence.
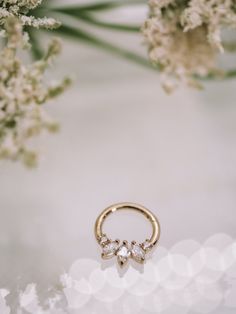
[102,241,119,258]
[117,246,130,259]
[100,239,152,267]
[131,244,145,263]
[117,245,130,267]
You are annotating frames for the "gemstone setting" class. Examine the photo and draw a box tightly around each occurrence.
[142,239,153,251]
[101,241,119,259]
[116,242,131,267]
[99,238,155,267]
[99,234,109,245]
[131,242,145,263]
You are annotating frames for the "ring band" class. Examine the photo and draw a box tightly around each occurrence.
[94,202,160,268]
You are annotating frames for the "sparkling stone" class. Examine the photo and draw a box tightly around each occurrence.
[117,245,130,267]
[117,246,130,259]
[142,240,152,250]
[100,235,108,245]
[131,244,145,262]
[102,241,119,257]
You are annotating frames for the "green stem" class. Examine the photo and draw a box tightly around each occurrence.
[28,29,44,60]
[53,24,156,70]
[49,24,236,80]
[66,13,140,32]
[222,69,236,79]
[46,0,145,14]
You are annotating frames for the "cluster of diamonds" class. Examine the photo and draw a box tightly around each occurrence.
[98,234,154,268]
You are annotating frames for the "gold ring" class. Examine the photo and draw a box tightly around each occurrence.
[94,202,161,268]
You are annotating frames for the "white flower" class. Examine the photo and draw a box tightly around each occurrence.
[0,0,60,32]
[0,17,71,167]
[143,0,236,91]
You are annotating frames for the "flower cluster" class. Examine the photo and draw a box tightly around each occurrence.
[0,17,70,167]
[142,0,236,92]
[0,0,60,33]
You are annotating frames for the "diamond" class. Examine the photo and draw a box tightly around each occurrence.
[102,241,119,259]
[117,245,130,267]
[142,240,152,251]
[131,244,145,263]
[117,246,130,258]
[100,235,108,245]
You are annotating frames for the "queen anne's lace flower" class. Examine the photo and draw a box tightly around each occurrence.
[143,0,236,92]
[0,17,70,167]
